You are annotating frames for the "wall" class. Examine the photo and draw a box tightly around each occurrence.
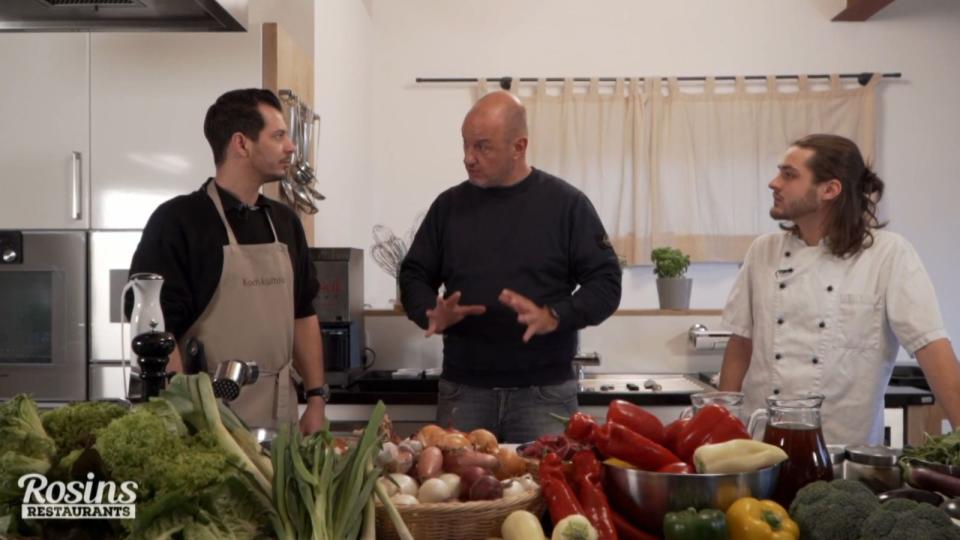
[312,0,376,256]
[310,0,960,371]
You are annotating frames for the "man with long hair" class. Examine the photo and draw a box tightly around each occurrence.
[719,134,960,445]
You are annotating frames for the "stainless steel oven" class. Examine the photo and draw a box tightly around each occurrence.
[0,230,86,401]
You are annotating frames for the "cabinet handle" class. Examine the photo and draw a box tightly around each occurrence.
[71,151,82,221]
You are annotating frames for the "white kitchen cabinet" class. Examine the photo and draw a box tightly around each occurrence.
[90,32,260,229]
[0,34,90,230]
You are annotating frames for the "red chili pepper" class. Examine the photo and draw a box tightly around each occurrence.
[555,411,599,442]
[591,421,681,471]
[572,450,618,540]
[663,417,690,454]
[607,400,665,445]
[657,461,695,474]
[539,452,584,524]
[675,404,750,463]
[611,510,659,540]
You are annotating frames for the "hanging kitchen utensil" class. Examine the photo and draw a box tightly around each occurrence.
[291,182,318,214]
[304,183,326,201]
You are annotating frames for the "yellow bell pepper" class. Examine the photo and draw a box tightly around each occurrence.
[725,497,799,540]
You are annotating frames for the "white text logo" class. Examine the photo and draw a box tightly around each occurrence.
[19,473,138,520]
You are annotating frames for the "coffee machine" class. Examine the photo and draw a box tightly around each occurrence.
[310,248,365,387]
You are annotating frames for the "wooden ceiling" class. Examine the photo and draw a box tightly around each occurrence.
[832,0,896,21]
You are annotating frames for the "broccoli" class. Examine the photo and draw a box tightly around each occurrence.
[789,479,881,540]
[858,498,960,540]
[0,394,55,459]
[41,401,128,459]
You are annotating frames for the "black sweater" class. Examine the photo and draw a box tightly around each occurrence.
[399,168,622,387]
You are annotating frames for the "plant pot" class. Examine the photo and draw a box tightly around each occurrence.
[656,277,692,310]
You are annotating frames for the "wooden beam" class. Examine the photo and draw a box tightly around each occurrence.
[261,22,317,245]
[832,0,895,21]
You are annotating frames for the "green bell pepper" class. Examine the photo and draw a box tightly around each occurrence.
[663,507,729,540]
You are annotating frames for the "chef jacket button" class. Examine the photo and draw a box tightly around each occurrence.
[785,251,792,258]
[819,321,826,329]
[773,388,781,395]
[812,357,819,364]
[777,318,784,325]
[775,353,782,360]
[779,283,786,290]
[827,285,834,292]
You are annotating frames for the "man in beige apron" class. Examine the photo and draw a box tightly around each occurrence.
[179,181,299,428]
[129,89,327,433]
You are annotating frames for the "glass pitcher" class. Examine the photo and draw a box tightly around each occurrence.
[680,391,745,422]
[748,394,833,507]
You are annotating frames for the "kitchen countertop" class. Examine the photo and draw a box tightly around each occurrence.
[320,370,935,408]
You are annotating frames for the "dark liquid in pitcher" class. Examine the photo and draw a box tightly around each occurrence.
[763,423,833,507]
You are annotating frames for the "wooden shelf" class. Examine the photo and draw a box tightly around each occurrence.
[364,308,722,317]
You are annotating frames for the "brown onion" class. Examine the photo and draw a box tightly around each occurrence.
[467,429,499,454]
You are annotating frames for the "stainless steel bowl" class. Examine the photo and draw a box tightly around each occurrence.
[603,462,781,534]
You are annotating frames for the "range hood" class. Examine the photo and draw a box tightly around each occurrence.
[0,0,248,32]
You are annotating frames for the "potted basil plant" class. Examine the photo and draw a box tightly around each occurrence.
[651,246,692,309]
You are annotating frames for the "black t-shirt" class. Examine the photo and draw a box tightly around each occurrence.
[128,178,319,339]
[399,168,622,387]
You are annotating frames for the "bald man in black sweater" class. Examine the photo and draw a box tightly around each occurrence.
[399,91,622,442]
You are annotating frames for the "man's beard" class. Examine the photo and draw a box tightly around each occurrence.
[771,187,819,221]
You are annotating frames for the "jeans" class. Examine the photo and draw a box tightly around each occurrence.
[436,378,579,443]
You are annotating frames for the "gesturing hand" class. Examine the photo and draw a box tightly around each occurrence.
[498,288,559,343]
[425,291,486,337]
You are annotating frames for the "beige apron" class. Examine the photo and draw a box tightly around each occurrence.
[181,181,298,429]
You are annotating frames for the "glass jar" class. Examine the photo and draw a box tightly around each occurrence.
[827,444,846,480]
[843,445,902,493]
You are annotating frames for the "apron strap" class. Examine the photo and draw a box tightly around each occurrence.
[206,181,239,245]
[207,180,283,245]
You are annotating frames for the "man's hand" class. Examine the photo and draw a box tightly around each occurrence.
[499,288,559,343]
[425,291,486,337]
[299,399,326,435]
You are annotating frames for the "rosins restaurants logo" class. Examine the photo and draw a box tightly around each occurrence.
[18,473,138,519]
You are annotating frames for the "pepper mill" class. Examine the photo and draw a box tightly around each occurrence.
[131,326,176,402]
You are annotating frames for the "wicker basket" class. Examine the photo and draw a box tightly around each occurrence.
[375,488,544,540]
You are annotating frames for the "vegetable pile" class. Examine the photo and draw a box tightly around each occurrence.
[373,425,540,507]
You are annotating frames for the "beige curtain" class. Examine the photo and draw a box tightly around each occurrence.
[479,74,879,265]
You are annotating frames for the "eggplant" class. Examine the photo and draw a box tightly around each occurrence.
[878,487,944,506]
[902,460,960,498]
[941,497,960,520]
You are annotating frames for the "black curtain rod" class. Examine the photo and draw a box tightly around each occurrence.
[416,72,901,89]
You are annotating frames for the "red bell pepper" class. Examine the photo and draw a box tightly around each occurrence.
[557,411,599,442]
[611,510,659,540]
[657,461,695,474]
[674,404,750,464]
[539,451,584,524]
[663,417,690,454]
[591,421,681,471]
[607,400,665,445]
[572,450,618,540]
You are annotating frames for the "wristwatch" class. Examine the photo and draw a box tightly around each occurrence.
[304,384,330,402]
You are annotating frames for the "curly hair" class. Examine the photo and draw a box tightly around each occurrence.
[781,134,887,257]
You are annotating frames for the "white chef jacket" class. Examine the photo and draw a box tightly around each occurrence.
[722,229,948,446]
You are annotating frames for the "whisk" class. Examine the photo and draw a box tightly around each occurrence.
[370,225,407,278]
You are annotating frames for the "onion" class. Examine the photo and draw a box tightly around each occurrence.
[494,447,527,480]
[418,477,454,503]
[468,429,499,454]
[438,473,461,495]
[377,476,399,498]
[501,479,526,499]
[417,425,447,448]
[438,432,472,451]
[387,473,419,496]
[458,466,488,499]
[469,475,503,501]
[390,493,419,506]
[516,473,539,492]
[417,446,444,481]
